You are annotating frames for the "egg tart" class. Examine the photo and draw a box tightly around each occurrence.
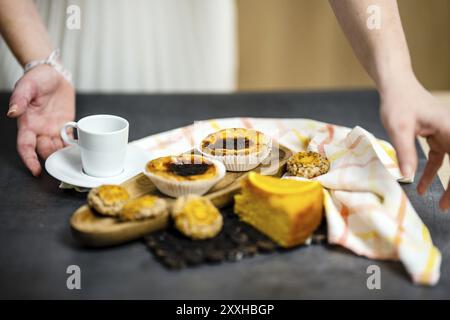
[199,128,272,171]
[144,154,226,197]
[172,195,223,240]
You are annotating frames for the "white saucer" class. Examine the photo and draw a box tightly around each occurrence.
[45,144,151,188]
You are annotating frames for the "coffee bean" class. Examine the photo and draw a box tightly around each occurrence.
[231,232,249,245]
[144,205,297,269]
[155,248,169,257]
[256,240,277,252]
[242,245,258,256]
[243,227,264,241]
[163,256,185,269]
[205,249,225,263]
[157,233,167,241]
[145,237,158,248]
[227,249,244,261]
[183,249,203,265]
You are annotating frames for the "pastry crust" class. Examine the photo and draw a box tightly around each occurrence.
[87,184,130,216]
[146,155,218,181]
[199,128,272,171]
[286,151,330,179]
[144,155,226,197]
[172,195,223,240]
[119,195,168,221]
[200,128,270,156]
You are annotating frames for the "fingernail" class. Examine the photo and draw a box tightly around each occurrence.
[402,165,414,180]
[31,168,41,177]
[6,104,17,117]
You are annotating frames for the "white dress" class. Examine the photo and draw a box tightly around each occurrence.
[0,0,237,92]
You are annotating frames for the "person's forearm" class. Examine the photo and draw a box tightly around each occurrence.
[0,0,52,66]
[329,0,415,93]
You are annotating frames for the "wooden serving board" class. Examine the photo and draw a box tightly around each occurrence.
[70,143,292,247]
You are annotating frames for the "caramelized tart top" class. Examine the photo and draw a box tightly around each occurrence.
[145,154,218,181]
[200,128,270,156]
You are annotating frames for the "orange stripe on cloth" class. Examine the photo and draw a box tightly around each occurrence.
[338,205,350,245]
[327,149,348,162]
[348,135,364,150]
[355,230,379,240]
[147,136,178,152]
[147,125,193,152]
[393,193,407,250]
[317,124,334,156]
[292,129,310,149]
[418,247,439,284]
[240,117,253,129]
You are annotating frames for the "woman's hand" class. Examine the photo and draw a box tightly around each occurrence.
[7,64,75,176]
[380,77,450,210]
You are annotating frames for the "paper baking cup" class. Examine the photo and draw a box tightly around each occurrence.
[199,141,272,172]
[143,159,226,198]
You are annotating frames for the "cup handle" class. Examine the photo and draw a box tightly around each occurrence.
[60,122,78,145]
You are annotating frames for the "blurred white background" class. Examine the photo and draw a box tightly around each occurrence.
[0,0,237,92]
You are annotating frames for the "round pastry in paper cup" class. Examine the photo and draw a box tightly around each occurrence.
[198,128,272,171]
[144,154,226,197]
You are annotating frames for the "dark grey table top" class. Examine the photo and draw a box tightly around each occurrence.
[0,90,449,299]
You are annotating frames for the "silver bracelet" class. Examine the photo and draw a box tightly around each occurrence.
[23,49,72,84]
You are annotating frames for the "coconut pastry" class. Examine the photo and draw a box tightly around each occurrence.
[144,154,226,197]
[172,195,223,240]
[87,184,130,216]
[199,128,272,171]
[119,195,168,221]
[286,151,330,179]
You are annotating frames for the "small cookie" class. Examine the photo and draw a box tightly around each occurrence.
[286,151,330,179]
[87,184,130,216]
[119,195,168,221]
[172,195,223,240]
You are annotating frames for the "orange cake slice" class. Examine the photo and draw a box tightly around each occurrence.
[234,172,324,248]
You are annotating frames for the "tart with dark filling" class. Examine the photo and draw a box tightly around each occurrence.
[199,128,272,171]
[144,155,226,197]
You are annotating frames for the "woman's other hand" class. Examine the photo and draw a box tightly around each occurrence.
[7,65,75,176]
[380,77,450,210]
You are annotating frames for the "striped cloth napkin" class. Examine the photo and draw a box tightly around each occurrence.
[132,117,441,285]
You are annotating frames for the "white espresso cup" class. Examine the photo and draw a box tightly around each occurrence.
[60,114,129,177]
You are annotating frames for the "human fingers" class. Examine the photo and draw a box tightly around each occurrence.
[417,150,444,195]
[7,77,37,118]
[36,135,56,160]
[17,128,41,176]
[385,121,417,180]
[51,136,64,151]
[439,177,450,211]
